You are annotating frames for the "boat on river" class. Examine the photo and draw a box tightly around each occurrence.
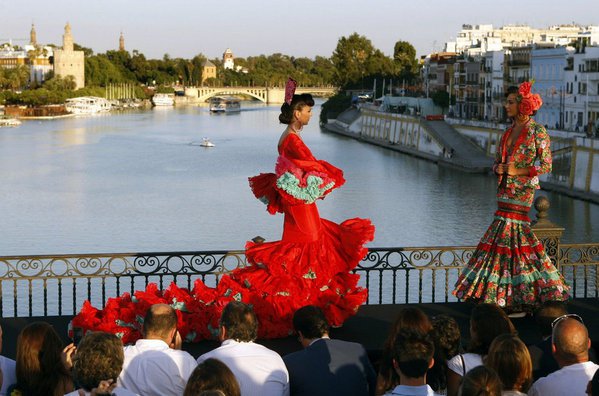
[152,93,175,107]
[65,97,112,115]
[200,137,215,147]
[0,117,22,127]
[209,96,240,113]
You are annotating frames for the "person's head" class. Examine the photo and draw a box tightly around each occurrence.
[459,365,502,396]
[143,303,178,342]
[16,322,71,396]
[392,330,434,381]
[380,307,433,390]
[468,303,516,355]
[292,305,329,346]
[586,368,599,396]
[504,82,542,119]
[428,315,462,391]
[279,93,314,126]
[72,331,124,391]
[219,301,258,342]
[534,301,568,338]
[183,358,241,396]
[552,314,590,366]
[486,334,532,392]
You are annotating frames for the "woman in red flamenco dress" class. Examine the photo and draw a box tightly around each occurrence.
[72,87,374,343]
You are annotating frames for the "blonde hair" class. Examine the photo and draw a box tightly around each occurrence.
[486,334,532,392]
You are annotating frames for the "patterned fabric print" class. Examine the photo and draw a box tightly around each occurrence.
[453,212,569,307]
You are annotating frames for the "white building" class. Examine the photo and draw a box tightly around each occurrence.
[563,46,599,133]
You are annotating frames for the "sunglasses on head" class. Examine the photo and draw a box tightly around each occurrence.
[551,313,584,329]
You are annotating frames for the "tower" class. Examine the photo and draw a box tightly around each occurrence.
[119,32,125,51]
[223,48,234,70]
[62,22,74,51]
[30,23,37,46]
[53,22,85,89]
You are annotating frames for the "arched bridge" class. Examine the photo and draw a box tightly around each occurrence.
[184,86,337,104]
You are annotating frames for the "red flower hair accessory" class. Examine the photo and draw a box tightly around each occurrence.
[517,80,543,116]
[284,77,297,105]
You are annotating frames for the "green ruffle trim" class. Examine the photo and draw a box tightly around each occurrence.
[276,172,335,204]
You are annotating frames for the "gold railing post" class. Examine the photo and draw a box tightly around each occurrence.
[531,196,564,270]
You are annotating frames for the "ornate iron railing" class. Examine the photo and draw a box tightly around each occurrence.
[1,243,597,318]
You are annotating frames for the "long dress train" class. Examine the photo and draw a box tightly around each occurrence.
[72,133,374,342]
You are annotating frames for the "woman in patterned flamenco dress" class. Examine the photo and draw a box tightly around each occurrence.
[72,82,374,342]
[453,81,569,313]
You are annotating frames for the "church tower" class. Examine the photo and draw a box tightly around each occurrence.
[30,23,37,46]
[119,32,125,51]
[223,48,234,70]
[53,22,85,89]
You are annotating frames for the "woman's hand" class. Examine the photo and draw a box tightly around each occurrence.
[62,343,77,370]
[496,163,526,176]
[78,379,117,396]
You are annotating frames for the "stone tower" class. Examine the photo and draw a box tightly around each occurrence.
[53,22,85,89]
[119,32,125,51]
[30,23,37,46]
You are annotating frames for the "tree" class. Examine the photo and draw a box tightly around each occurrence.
[393,40,418,82]
[331,33,377,87]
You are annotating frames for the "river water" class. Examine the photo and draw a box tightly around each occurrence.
[0,102,598,257]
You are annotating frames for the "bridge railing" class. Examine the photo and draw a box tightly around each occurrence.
[1,241,597,318]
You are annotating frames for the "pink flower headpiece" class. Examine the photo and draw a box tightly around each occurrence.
[516,80,543,116]
[284,77,297,105]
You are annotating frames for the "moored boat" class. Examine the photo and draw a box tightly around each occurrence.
[65,97,112,115]
[152,93,175,107]
[0,117,22,127]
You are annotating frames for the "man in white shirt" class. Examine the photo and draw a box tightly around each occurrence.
[0,325,16,396]
[529,314,599,396]
[118,304,197,396]
[197,301,290,396]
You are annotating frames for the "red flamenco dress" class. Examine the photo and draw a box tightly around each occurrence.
[72,133,374,343]
[452,120,569,308]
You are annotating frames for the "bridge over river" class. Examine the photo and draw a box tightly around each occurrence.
[183,86,336,103]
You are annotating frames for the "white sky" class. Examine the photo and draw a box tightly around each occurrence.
[0,0,596,60]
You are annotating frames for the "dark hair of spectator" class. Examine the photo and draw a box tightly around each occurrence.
[590,368,599,396]
[220,301,258,342]
[183,358,241,396]
[534,301,568,337]
[378,307,433,393]
[468,303,516,355]
[143,304,178,339]
[460,365,503,396]
[486,334,532,393]
[15,321,73,396]
[292,305,330,339]
[72,331,124,391]
[279,94,314,124]
[427,314,462,392]
[392,330,434,379]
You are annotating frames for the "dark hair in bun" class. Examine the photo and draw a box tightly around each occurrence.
[279,93,315,124]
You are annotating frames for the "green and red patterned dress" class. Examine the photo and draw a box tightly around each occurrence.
[453,120,569,308]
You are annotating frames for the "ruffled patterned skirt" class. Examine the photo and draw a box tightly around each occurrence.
[453,190,570,307]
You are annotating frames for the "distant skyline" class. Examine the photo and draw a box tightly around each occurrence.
[1,0,596,60]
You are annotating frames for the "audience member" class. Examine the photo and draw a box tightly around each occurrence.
[528,301,568,380]
[66,331,137,396]
[377,307,433,394]
[383,330,440,396]
[459,366,502,396]
[446,303,515,396]
[197,301,289,396]
[118,303,197,396]
[586,368,599,396]
[0,324,16,396]
[12,321,74,396]
[529,314,599,396]
[183,358,240,396]
[486,334,532,395]
[283,305,376,396]
[428,315,461,394]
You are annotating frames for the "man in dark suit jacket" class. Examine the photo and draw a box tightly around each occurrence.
[283,305,377,396]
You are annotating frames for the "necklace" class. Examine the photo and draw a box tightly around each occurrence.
[289,124,303,135]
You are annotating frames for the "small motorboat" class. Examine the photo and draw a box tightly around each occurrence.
[200,137,215,147]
